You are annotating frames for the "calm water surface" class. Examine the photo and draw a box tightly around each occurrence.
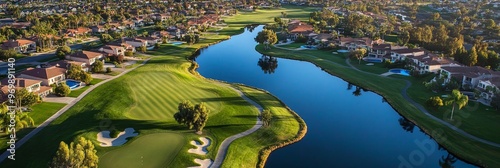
[194,26,476,168]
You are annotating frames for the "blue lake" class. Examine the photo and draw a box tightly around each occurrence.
[194,26,476,168]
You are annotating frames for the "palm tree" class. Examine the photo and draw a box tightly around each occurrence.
[445,90,469,120]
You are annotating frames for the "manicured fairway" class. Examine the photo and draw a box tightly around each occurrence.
[99,133,185,168]
[125,60,221,120]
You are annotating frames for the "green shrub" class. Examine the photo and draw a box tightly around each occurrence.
[54,83,71,97]
[426,96,443,109]
[124,51,133,56]
[106,67,112,73]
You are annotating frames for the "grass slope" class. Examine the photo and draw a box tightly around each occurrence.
[257,45,500,167]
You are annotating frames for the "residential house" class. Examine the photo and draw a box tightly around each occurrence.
[99,44,125,56]
[90,25,106,34]
[152,13,170,22]
[287,20,314,40]
[124,38,149,48]
[0,78,52,98]
[335,37,385,51]
[167,26,182,39]
[48,60,89,72]
[66,50,104,66]
[132,17,145,27]
[66,27,91,37]
[18,67,66,86]
[136,36,161,45]
[407,53,461,74]
[476,77,500,101]
[390,48,426,62]
[439,66,495,89]
[1,39,36,53]
[313,33,333,43]
[151,31,170,39]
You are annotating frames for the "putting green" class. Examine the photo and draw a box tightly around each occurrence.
[99,133,185,168]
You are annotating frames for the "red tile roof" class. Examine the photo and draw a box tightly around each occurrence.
[21,67,66,79]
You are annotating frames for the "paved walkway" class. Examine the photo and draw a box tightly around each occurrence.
[0,58,151,163]
[42,96,76,104]
[210,85,263,168]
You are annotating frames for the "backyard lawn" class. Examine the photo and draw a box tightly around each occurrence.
[67,78,104,97]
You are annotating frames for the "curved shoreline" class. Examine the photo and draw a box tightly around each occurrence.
[232,84,307,168]
[183,30,307,167]
[256,46,495,167]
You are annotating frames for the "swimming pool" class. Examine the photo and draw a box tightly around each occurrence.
[389,68,411,76]
[65,80,81,90]
[169,41,184,45]
[363,58,383,63]
[300,45,317,49]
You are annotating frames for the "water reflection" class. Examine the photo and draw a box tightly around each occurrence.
[398,117,415,133]
[347,83,353,90]
[352,86,362,96]
[439,154,458,168]
[245,24,259,32]
[257,55,278,74]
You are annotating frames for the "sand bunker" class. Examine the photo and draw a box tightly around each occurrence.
[96,128,138,147]
[188,137,211,155]
[188,159,213,168]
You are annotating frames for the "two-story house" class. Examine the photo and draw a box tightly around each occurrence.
[407,53,461,74]
[124,38,148,48]
[18,67,66,86]
[287,20,314,40]
[0,78,52,98]
[66,50,104,66]
[390,48,425,62]
[99,44,125,56]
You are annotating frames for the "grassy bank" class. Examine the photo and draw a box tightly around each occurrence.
[256,45,500,167]
[220,84,306,168]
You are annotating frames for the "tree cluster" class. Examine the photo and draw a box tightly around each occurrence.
[255,29,277,50]
[173,101,209,133]
[50,137,98,168]
[67,64,93,84]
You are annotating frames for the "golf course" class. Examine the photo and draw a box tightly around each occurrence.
[0,6,319,168]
